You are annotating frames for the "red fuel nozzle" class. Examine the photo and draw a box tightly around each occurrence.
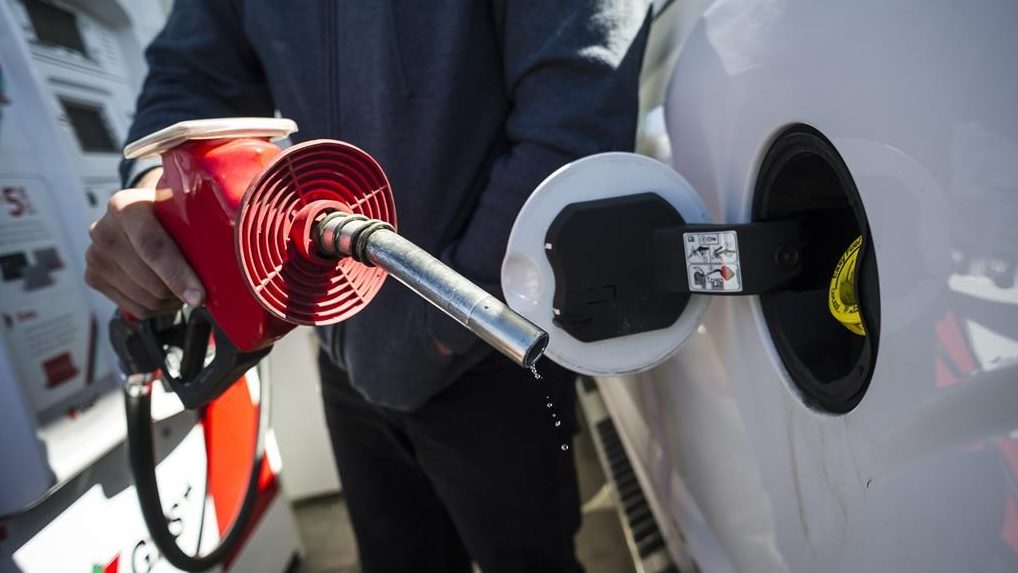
[125,119,546,370]
[240,141,546,369]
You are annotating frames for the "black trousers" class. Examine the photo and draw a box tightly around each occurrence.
[318,350,584,573]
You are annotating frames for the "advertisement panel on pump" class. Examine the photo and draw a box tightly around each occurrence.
[0,2,303,571]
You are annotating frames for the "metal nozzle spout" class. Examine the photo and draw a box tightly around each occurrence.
[316,213,548,368]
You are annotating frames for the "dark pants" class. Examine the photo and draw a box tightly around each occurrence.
[318,350,584,573]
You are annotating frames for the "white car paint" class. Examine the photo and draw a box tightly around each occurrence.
[600,1,1018,572]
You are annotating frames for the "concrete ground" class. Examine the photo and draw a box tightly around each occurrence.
[290,412,635,573]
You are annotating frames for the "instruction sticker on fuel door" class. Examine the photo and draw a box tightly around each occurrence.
[684,231,742,292]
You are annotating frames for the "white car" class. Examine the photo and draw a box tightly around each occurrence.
[504,1,1018,571]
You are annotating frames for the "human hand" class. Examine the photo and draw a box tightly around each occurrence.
[84,168,205,318]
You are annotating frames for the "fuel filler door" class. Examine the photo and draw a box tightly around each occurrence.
[502,153,855,376]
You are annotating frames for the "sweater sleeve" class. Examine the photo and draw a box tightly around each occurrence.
[426,0,652,351]
[119,0,274,186]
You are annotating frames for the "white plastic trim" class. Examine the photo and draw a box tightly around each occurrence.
[123,117,298,159]
[502,152,713,376]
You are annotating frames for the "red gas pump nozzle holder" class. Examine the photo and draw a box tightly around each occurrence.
[116,118,547,408]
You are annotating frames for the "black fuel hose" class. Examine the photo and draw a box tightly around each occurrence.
[124,371,268,572]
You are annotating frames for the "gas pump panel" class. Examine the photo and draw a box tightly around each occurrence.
[0,0,161,514]
[0,0,162,510]
[6,0,142,220]
[2,5,305,572]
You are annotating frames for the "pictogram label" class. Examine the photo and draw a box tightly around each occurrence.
[684,231,742,292]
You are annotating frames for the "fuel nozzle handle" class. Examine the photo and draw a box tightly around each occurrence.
[315,212,548,368]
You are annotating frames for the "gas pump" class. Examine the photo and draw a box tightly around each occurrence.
[109,118,547,571]
[0,3,303,571]
[112,118,545,409]
[0,0,167,520]
[0,0,156,519]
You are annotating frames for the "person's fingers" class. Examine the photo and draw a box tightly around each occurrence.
[101,233,176,302]
[85,178,192,314]
[85,267,154,319]
[85,244,182,315]
[108,189,205,307]
[88,214,176,306]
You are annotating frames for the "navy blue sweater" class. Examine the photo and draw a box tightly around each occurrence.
[124,0,650,410]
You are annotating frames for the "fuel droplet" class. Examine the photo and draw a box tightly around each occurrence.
[530,366,542,380]
[546,403,553,408]
[555,421,562,427]
[561,444,570,451]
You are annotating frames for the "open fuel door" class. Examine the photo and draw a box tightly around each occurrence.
[503,151,867,378]
[502,153,713,375]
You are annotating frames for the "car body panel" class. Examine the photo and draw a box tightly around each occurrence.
[608,1,1018,572]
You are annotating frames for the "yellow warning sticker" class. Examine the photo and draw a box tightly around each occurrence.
[828,235,866,336]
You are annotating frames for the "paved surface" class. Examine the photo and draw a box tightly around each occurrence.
[291,406,635,573]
